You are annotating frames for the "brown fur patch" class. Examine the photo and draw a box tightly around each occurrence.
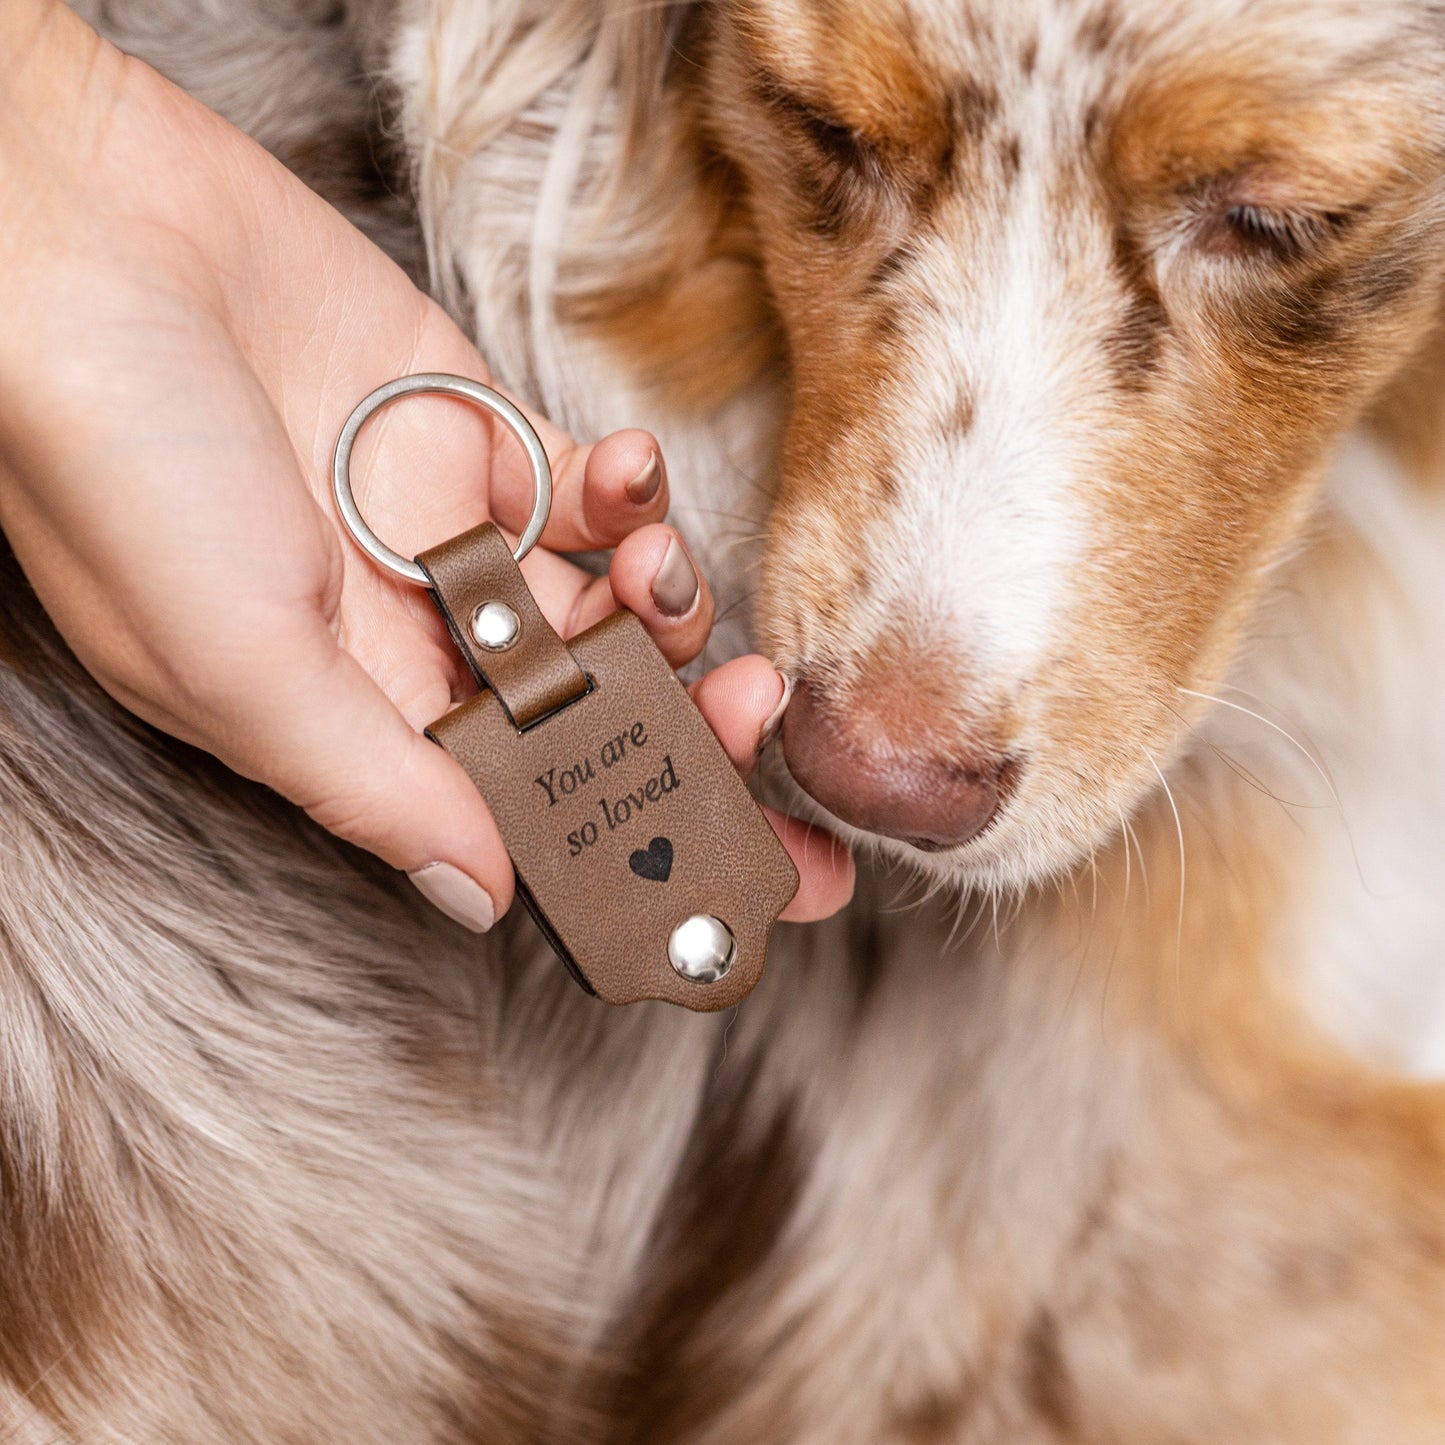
[1077,3,1124,56]
[893,1386,976,1444]
[1104,216,1169,387]
[565,137,780,413]
[1021,1309,1077,1435]
[604,1071,808,1442]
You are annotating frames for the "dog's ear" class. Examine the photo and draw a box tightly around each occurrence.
[387,0,778,430]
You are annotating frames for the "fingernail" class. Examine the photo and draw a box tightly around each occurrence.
[407,862,495,933]
[651,536,699,618]
[625,450,662,505]
[759,672,795,752]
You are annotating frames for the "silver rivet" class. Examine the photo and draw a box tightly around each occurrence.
[470,601,520,651]
[667,914,736,984]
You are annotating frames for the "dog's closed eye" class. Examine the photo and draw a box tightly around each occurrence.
[752,77,889,234]
[1170,167,1365,266]
[1205,201,1359,263]
[760,82,873,169]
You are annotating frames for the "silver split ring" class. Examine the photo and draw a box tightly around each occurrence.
[331,372,553,587]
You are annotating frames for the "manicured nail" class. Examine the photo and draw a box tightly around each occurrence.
[758,672,795,752]
[407,862,495,933]
[651,536,699,618]
[625,451,662,505]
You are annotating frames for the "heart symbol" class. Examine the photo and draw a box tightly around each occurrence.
[629,836,673,883]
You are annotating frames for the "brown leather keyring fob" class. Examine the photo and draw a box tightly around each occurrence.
[332,374,798,1010]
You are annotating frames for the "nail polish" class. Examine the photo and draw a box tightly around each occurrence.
[758,673,795,751]
[651,537,699,618]
[408,862,496,933]
[625,451,662,506]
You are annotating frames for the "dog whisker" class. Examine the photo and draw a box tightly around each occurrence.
[1177,686,1341,809]
[1144,748,1188,995]
[1163,700,1326,813]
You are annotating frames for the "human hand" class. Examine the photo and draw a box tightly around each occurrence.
[0,1,854,930]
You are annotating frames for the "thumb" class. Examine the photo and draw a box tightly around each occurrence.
[229,621,515,932]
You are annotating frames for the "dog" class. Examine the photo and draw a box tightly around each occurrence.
[4,0,1444,1438]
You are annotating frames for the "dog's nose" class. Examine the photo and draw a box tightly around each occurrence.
[782,678,1010,851]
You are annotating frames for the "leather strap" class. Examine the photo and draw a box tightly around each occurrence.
[428,610,798,1008]
[418,519,797,1009]
[417,522,589,730]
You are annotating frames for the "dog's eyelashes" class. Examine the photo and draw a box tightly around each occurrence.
[1224,204,1344,258]
[753,78,888,235]
[755,79,875,169]
[1204,202,1358,263]
[796,104,868,168]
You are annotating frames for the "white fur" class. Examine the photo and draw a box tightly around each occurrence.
[875,159,1089,684]
[1260,432,1445,1075]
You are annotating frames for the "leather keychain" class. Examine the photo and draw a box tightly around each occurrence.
[332,373,799,1010]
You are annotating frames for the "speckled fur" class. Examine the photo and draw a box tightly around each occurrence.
[3,2,1444,1440]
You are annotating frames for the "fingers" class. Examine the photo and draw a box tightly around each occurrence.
[687,655,791,770]
[555,429,670,551]
[226,612,516,929]
[689,656,856,923]
[270,629,851,933]
[325,369,667,570]
[521,524,714,669]
[306,289,668,559]
[765,808,856,922]
[486,421,669,554]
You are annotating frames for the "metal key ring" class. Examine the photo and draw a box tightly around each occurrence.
[332,372,553,588]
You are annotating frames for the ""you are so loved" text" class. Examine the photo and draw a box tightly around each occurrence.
[533,720,682,857]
